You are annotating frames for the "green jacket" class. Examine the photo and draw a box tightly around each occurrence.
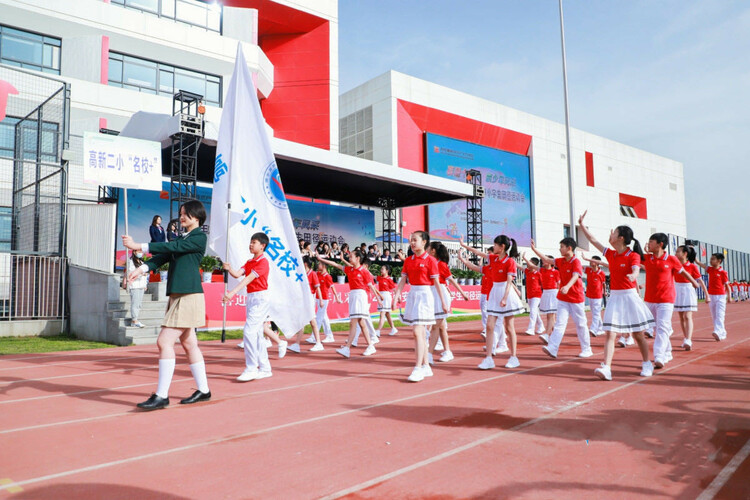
[146,228,207,295]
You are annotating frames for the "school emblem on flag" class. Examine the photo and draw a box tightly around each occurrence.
[263,161,287,209]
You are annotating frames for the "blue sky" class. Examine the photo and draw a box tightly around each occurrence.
[338,0,750,252]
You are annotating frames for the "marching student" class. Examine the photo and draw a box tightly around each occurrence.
[539,256,560,335]
[123,200,211,410]
[520,254,545,336]
[730,280,740,302]
[531,238,592,359]
[427,241,470,363]
[458,252,509,353]
[577,210,655,381]
[581,255,607,337]
[288,256,325,353]
[674,245,710,350]
[460,235,523,370]
[222,232,275,382]
[315,261,342,344]
[642,234,700,368]
[316,250,383,357]
[589,254,637,349]
[697,253,733,341]
[375,265,399,336]
[394,231,449,382]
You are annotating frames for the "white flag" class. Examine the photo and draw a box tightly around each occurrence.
[209,43,314,335]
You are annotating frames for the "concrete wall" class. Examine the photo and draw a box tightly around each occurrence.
[0,320,64,337]
[68,264,121,343]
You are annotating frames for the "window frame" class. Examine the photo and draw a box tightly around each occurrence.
[0,24,61,74]
[110,0,222,33]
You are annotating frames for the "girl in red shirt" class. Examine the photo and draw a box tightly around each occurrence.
[459,251,508,352]
[524,254,560,337]
[578,211,655,381]
[674,245,709,350]
[375,265,398,337]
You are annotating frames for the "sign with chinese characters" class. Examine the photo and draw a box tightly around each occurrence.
[288,199,375,248]
[82,132,162,191]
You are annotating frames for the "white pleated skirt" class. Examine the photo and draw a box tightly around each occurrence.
[432,283,452,320]
[378,290,393,311]
[539,289,558,314]
[674,283,698,312]
[403,285,436,326]
[487,282,524,318]
[603,289,655,334]
[348,289,370,319]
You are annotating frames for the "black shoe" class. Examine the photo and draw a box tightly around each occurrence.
[136,393,169,410]
[180,390,211,405]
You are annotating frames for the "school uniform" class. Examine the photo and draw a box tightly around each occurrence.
[730,282,739,302]
[377,275,397,311]
[643,253,684,364]
[486,254,524,317]
[601,248,654,334]
[585,267,606,335]
[316,271,334,338]
[524,268,545,334]
[240,254,272,374]
[674,262,701,312]
[345,265,373,319]
[479,264,493,331]
[544,256,590,357]
[401,252,438,326]
[433,261,453,320]
[539,267,560,314]
[706,266,729,339]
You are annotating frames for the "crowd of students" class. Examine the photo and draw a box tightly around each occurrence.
[122,201,744,410]
[301,240,407,263]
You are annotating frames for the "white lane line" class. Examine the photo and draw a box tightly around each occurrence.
[696,437,750,500]
[320,336,750,499]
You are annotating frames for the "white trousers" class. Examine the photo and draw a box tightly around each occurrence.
[589,298,604,335]
[354,314,378,342]
[481,294,488,329]
[646,302,674,362]
[243,291,271,372]
[129,287,145,321]
[525,296,544,333]
[315,299,332,337]
[547,301,590,353]
[709,294,727,337]
[481,294,506,338]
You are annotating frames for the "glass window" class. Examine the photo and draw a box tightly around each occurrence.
[174,68,205,96]
[111,0,221,33]
[0,207,11,251]
[0,25,61,74]
[159,70,174,93]
[109,57,123,82]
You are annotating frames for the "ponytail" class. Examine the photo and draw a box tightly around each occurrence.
[677,244,697,263]
[493,234,518,258]
[615,225,643,258]
[631,237,644,259]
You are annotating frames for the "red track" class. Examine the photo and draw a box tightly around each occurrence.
[1,304,748,499]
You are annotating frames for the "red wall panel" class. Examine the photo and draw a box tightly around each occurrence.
[585,151,594,187]
[619,193,648,219]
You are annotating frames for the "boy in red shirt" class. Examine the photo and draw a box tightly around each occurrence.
[223,232,274,382]
[314,261,341,344]
[521,255,545,336]
[582,255,607,337]
[532,238,592,359]
[697,253,733,340]
[288,256,324,353]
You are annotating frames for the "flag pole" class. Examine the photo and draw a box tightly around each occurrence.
[123,188,130,285]
[221,202,231,343]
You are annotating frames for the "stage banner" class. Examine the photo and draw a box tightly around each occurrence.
[289,200,374,247]
[425,133,532,246]
[82,132,162,190]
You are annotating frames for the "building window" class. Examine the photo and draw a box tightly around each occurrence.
[0,117,60,163]
[0,25,61,74]
[339,106,373,160]
[111,0,222,33]
[0,207,10,252]
[620,205,637,218]
[108,52,222,106]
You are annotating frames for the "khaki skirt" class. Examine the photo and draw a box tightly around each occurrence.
[162,293,206,328]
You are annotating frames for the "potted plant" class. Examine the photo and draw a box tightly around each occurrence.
[200,255,220,282]
[470,270,483,286]
[390,266,402,281]
[159,262,169,281]
[452,268,466,285]
[330,265,345,284]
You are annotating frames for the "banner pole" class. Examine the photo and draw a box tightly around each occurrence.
[123,188,130,285]
[221,202,230,343]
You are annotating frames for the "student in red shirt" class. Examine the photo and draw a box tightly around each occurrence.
[223,232,274,382]
[314,261,342,344]
[460,234,524,370]
[531,238,592,359]
[284,256,326,354]
[525,255,561,337]
[520,254,545,336]
[459,252,509,353]
[578,211,655,381]
[580,255,607,337]
[375,265,398,337]
[394,231,449,382]
[642,234,700,368]
[697,253,733,340]
[674,245,710,351]
[316,250,383,357]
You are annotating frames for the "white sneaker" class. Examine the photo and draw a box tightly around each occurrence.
[278,340,288,359]
[375,330,382,338]
[439,350,454,362]
[133,321,145,328]
[305,335,317,344]
[617,336,628,347]
[336,346,351,358]
[682,339,692,351]
[427,352,434,365]
[407,366,424,382]
[524,330,536,336]
[504,356,520,369]
[237,369,259,382]
[422,364,433,377]
[640,360,654,377]
[322,335,335,343]
[480,330,486,338]
[287,343,301,354]
[539,334,550,345]
[255,371,273,380]
[578,348,594,358]
[645,330,654,339]
[362,344,376,356]
[626,336,635,346]
[389,328,398,336]
[493,345,509,355]
[712,332,721,342]
[654,357,665,369]
[590,330,604,337]
[435,339,444,351]
[594,363,612,381]
[237,341,245,349]
[265,337,272,348]
[370,335,380,345]
[478,356,495,370]
[536,329,546,335]
[351,339,358,347]
[310,343,324,352]
[542,345,557,359]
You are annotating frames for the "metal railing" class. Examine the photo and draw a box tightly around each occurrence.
[0,253,66,320]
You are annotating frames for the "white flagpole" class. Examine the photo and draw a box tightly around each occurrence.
[559,0,576,241]
[221,202,231,343]
[123,188,130,283]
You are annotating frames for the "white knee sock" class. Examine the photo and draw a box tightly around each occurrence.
[189,361,210,393]
[155,358,176,398]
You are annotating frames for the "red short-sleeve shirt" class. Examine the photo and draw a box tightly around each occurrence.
[377,276,397,292]
[306,269,320,296]
[489,254,517,283]
[481,264,493,296]
[437,261,452,285]
[555,256,585,303]
[525,268,542,299]
[402,252,439,286]
[243,254,269,293]
[345,265,373,290]
[540,268,560,290]
[706,266,729,295]
[674,262,701,284]
[317,271,333,299]
[604,248,640,290]
[643,253,683,303]
[585,267,606,299]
